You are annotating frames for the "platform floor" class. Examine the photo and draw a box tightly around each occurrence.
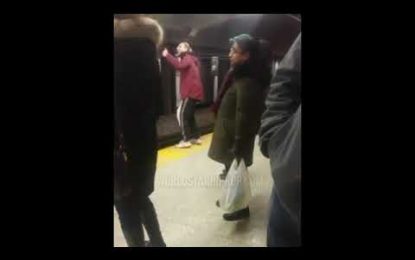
[114,133,273,247]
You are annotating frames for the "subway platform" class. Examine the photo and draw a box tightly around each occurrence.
[114,133,273,247]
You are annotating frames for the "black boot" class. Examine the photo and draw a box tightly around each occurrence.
[223,207,250,221]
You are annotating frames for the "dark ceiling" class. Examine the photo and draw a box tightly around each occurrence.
[114,14,301,58]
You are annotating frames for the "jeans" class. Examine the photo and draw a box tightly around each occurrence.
[115,194,165,247]
[267,186,301,247]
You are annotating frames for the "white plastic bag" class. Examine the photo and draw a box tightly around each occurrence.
[219,159,252,212]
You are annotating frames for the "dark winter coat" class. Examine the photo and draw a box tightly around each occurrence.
[208,63,266,167]
[114,18,163,199]
[259,34,301,235]
[259,34,301,159]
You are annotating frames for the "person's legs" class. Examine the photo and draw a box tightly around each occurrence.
[219,162,231,180]
[140,196,166,247]
[220,161,250,220]
[176,100,183,128]
[176,98,192,148]
[115,195,145,247]
[225,162,231,172]
[188,99,201,142]
[216,161,231,207]
[267,186,301,247]
[217,159,251,221]
[182,98,194,141]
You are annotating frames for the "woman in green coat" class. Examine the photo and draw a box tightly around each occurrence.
[209,34,272,221]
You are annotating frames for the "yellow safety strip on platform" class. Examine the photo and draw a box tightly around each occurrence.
[157,133,212,168]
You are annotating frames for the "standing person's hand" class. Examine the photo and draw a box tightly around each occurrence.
[162,48,168,57]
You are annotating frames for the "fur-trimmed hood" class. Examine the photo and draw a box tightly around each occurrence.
[114,15,164,48]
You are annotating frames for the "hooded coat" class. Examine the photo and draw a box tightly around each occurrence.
[114,16,163,198]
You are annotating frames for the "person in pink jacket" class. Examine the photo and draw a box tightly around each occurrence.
[162,42,205,148]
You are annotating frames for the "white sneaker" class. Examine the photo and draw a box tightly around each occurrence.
[175,140,191,148]
[190,138,202,145]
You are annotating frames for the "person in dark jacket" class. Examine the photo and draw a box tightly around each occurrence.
[162,42,205,148]
[259,33,301,247]
[114,15,166,247]
[209,34,272,221]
